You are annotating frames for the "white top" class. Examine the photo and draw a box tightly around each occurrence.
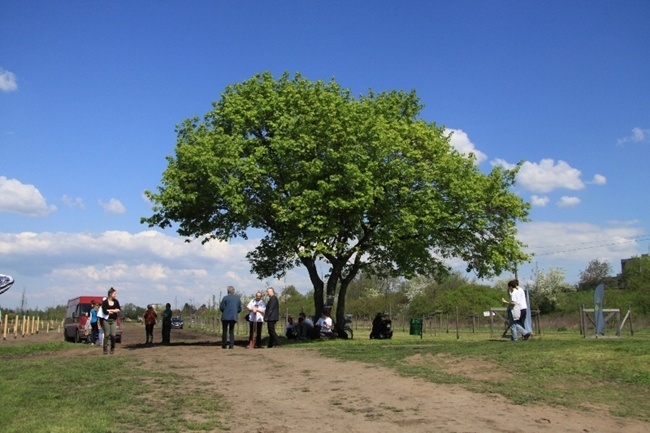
[511,286,528,310]
[316,316,333,333]
[303,317,314,327]
[247,298,266,322]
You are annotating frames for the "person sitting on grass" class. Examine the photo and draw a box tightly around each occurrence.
[315,311,338,339]
[285,316,298,339]
[297,312,315,340]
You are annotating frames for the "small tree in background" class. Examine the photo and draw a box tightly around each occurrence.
[528,265,574,314]
[577,259,613,291]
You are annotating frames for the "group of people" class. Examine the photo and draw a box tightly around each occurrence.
[502,279,534,341]
[286,311,338,340]
[237,287,282,349]
[86,287,122,355]
[142,302,173,345]
[224,286,336,348]
[94,285,339,352]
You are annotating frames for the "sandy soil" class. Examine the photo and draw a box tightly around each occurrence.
[4,325,648,433]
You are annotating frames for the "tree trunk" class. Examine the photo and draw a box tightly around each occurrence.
[300,257,325,318]
[335,280,349,333]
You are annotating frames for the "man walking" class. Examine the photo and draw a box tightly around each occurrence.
[265,287,281,348]
[502,280,531,341]
[220,286,241,349]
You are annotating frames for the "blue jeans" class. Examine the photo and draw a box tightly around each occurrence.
[510,308,528,341]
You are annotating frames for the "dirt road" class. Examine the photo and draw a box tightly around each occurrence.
[6,325,648,433]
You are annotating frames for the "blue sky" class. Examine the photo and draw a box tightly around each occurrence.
[1,1,649,310]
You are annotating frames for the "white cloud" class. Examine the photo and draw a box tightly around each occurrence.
[493,158,585,193]
[0,230,312,308]
[557,196,581,208]
[530,195,550,207]
[445,129,487,164]
[0,68,18,92]
[62,195,86,209]
[617,127,650,146]
[0,176,57,216]
[589,174,607,185]
[514,221,645,285]
[98,198,126,214]
[518,221,643,264]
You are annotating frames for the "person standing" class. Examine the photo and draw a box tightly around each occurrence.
[247,292,265,348]
[101,288,121,355]
[88,300,99,345]
[161,303,173,345]
[143,305,157,344]
[265,287,281,348]
[220,286,242,349]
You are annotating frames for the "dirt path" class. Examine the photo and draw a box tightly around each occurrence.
[5,325,648,433]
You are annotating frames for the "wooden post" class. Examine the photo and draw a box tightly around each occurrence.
[455,306,460,340]
[420,315,424,340]
[2,313,8,340]
[489,308,494,337]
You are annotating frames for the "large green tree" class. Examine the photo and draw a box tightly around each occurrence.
[142,72,529,330]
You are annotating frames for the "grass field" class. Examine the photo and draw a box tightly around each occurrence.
[0,328,648,432]
[0,341,229,433]
[314,329,650,421]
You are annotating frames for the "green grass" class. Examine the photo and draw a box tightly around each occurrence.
[309,330,650,421]
[0,343,230,433]
[2,329,648,430]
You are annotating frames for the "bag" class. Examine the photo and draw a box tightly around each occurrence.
[97,306,109,320]
[511,307,521,321]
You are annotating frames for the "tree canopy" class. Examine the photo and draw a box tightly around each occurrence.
[577,259,613,291]
[621,255,650,291]
[142,72,530,328]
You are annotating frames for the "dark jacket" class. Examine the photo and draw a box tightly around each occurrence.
[220,294,242,322]
[264,295,279,322]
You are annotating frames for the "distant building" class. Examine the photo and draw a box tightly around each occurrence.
[621,253,649,273]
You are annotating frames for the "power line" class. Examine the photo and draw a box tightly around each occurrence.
[525,235,650,251]
[528,237,649,257]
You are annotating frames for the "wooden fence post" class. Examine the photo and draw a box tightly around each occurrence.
[2,313,8,340]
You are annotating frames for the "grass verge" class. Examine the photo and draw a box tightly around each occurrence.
[310,330,650,421]
[0,343,230,433]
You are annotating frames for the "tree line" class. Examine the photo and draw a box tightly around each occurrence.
[2,256,647,323]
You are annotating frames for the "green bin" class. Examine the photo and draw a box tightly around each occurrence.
[409,317,422,335]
